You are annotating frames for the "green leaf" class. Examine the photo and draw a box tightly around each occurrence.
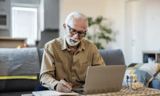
[86,16,113,49]
[107,28,112,34]
[99,25,112,34]
[87,35,91,40]
[104,36,112,43]
[94,42,104,49]
[87,17,95,27]
[98,33,112,43]
[95,16,103,24]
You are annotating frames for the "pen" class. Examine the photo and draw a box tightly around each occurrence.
[63,78,67,81]
[61,78,72,91]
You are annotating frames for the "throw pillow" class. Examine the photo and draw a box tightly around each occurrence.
[122,63,160,87]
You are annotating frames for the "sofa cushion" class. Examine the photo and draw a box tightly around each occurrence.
[0,48,41,91]
[0,91,32,96]
[122,63,160,87]
[38,48,125,66]
[0,77,40,92]
[98,49,125,65]
[38,48,44,67]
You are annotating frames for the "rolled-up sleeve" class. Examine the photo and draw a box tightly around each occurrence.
[92,45,106,66]
[40,44,59,90]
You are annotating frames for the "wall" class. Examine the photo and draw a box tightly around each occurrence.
[125,0,160,65]
[145,0,160,51]
[124,1,134,66]
[106,0,160,65]
[59,0,125,49]
[104,0,125,50]
[60,0,106,37]
[0,0,59,39]
[10,0,41,40]
[11,0,59,30]
[60,0,126,63]
[131,0,146,64]
[40,0,44,33]
[98,0,160,65]
[44,0,59,29]
[11,0,40,4]
[124,0,146,65]
[0,0,40,37]
[0,0,11,37]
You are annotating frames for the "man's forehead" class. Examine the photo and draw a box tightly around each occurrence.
[69,18,87,29]
[74,18,87,22]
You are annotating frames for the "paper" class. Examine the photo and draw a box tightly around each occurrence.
[32,90,79,96]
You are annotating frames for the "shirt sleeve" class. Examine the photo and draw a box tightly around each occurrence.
[40,44,59,90]
[92,44,106,66]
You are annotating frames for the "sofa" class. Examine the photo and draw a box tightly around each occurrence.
[0,47,125,96]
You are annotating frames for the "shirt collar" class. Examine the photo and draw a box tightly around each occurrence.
[61,37,85,51]
[61,37,67,50]
[78,39,85,51]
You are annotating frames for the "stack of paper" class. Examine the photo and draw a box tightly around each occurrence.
[32,90,79,96]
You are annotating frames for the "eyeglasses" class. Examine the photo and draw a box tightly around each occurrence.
[67,25,86,37]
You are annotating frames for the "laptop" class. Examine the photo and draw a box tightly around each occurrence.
[72,65,126,95]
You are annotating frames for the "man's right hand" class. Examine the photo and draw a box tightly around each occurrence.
[56,79,72,92]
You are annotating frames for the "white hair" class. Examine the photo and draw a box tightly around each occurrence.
[65,12,88,26]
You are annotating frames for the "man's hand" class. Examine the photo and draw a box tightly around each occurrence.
[56,79,72,92]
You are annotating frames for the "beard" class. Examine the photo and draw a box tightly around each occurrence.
[65,36,80,46]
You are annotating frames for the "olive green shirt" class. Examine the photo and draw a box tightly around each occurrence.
[40,37,105,90]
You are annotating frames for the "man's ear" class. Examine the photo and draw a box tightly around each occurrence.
[63,24,66,30]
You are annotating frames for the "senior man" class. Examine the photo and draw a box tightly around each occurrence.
[40,12,105,92]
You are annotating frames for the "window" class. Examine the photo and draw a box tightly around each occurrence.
[0,14,7,28]
[12,7,38,45]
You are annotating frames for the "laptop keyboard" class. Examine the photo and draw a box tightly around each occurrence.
[72,88,84,94]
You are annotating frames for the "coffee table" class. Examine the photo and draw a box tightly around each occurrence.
[22,87,160,96]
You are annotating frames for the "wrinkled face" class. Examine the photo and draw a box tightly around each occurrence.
[63,18,88,46]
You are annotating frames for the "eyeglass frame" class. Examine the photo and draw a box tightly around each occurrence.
[67,25,87,37]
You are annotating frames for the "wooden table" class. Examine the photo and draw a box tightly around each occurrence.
[21,87,160,96]
[0,37,26,48]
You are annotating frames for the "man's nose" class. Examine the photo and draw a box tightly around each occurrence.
[74,33,81,40]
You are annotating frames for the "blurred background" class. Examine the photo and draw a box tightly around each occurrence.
[0,0,160,66]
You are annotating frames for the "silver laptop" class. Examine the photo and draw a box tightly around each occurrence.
[73,65,126,95]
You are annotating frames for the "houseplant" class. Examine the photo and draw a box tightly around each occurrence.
[86,16,113,49]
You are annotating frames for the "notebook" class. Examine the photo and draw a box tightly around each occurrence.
[32,90,79,96]
[72,65,126,95]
